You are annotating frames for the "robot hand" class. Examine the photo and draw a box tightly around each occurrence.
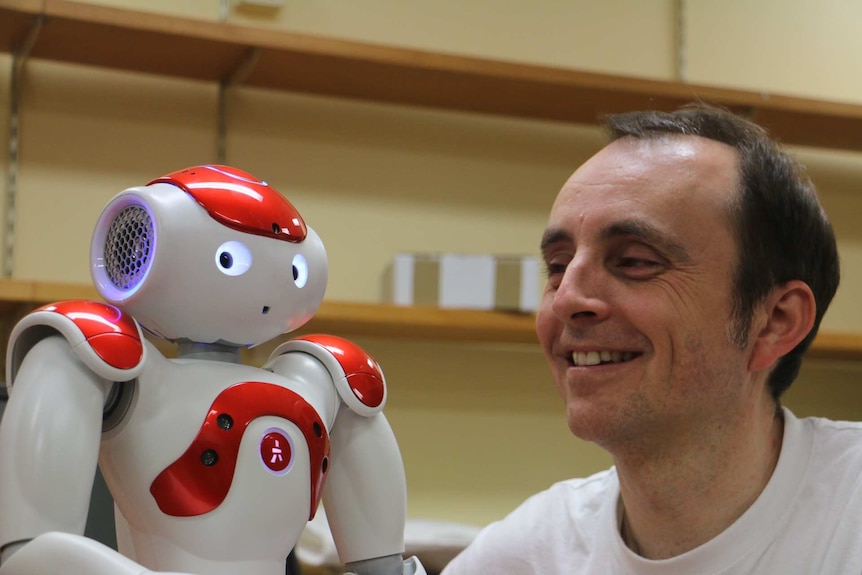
[343,554,427,575]
[401,556,427,575]
[0,532,190,575]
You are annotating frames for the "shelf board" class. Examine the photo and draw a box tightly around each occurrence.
[2,0,862,151]
[1,280,862,360]
[301,301,538,344]
[0,279,538,344]
[806,332,862,363]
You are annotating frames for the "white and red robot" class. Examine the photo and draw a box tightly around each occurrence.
[0,165,426,575]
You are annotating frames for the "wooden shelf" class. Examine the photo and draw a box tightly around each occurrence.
[805,332,862,363]
[303,300,538,344]
[1,3,861,358]
[3,0,862,151]
[2,280,862,360]
[0,279,538,344]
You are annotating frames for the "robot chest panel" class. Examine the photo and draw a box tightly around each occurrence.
[105,366,331,521]
[149,379,330,519]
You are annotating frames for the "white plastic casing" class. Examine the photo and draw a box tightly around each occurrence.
[90,183,328,346]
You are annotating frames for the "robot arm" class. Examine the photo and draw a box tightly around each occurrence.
[325,409,425,575]
[267,335,426,575]
[0,531,191,575]
[0,335,111,559]
[0,301,145,564]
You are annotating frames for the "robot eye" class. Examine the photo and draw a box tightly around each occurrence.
[292,253,308,288]
[215,241,252,276]
[220,252,233,269]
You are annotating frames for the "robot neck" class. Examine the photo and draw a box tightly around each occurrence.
[176,340,243,364]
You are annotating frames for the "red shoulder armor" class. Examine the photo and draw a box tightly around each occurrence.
[269,334,387,416]
[7,300,146,386]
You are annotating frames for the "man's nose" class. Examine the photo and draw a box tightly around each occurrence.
[551,257,611,323]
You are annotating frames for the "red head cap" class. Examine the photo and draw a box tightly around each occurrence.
[149,165,307,242]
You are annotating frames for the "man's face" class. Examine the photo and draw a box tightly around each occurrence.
[536,135,755,451]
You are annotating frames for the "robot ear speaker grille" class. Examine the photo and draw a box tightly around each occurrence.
[103,205,155,291]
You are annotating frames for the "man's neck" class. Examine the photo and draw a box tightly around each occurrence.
[614,405,784,560]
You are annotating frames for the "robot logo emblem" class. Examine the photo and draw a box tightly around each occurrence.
[260,428,294,475]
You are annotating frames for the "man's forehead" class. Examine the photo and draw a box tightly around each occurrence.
[566,135,738,186]
[543,135,740,254]
[555,135,741,214]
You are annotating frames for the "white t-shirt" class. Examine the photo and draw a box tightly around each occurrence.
[442,409,862,574]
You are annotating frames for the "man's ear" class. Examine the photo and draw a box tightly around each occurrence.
[748,280,816,373]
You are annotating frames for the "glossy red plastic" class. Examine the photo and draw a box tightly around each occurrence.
[37,300,143,370]
[149,165,307,243]
[297,334,385,409]
[150,381,330,519]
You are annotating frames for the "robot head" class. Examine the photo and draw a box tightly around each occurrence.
[90,165,328,347]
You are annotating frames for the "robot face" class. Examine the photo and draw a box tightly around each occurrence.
[91,166,328,346]
[213,241,310,290]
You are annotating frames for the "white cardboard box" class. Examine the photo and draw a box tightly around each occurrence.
[387,253,540,312]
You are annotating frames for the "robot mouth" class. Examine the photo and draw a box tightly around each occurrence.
[261,306,270,315]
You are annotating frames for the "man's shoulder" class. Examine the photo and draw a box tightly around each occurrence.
[441,468,618,574]
[516,467,619,520]
[547,467,618,497]
[804,415,862,433]
[787,409,862,476]
[792,410,862,445]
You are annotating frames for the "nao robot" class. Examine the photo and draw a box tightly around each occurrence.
[0,165,426,575]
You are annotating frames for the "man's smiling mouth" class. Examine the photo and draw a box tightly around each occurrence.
[571,351,639,367]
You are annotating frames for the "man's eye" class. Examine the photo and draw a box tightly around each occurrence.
[618,257,659,268]
[545,263,567,276]
[615,256,664,279]
[544,260,569,289]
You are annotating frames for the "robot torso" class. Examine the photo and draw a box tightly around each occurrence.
[99,339,338,573]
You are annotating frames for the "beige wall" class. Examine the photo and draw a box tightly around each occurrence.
[685,0,862,100]
[683,0,862,333]
[2,1,862,527]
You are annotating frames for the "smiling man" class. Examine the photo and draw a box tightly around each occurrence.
[442,105,862,574]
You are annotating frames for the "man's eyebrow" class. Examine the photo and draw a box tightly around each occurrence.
[603,220,690,262]
[540,228,572,253]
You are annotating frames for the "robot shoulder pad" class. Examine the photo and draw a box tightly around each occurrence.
[269,334,387,417]
[7,300,146,387]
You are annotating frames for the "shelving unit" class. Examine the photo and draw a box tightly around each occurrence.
[1,279,861,361]
[1,1,862,361]
[0,278,537,342]
[2,0,862,151]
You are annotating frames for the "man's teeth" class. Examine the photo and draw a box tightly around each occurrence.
[572,351,634,366]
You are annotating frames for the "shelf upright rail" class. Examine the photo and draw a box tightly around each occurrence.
[216,47,260,165]
[4,14,43,279]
